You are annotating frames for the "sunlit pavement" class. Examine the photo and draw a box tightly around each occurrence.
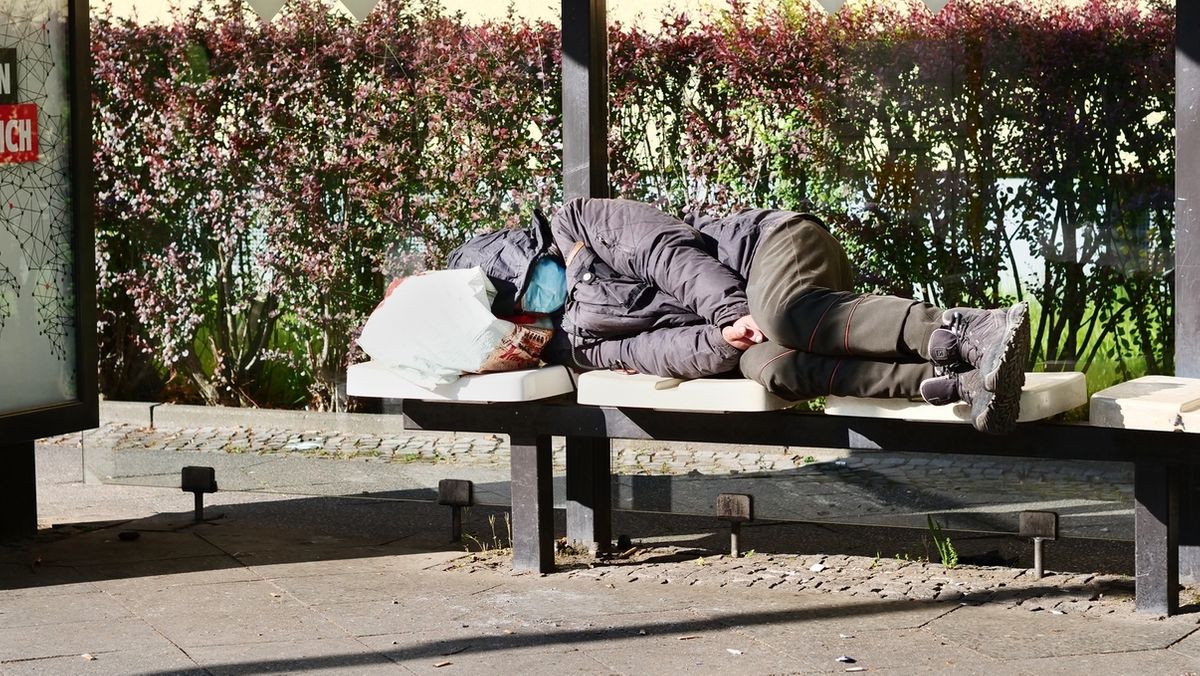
[2,430,1197,674]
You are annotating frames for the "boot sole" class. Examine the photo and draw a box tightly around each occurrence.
[974,303,1030,435]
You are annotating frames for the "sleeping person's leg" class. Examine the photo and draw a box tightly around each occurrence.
[745,217,1030,434]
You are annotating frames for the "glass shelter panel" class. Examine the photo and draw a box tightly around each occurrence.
[0,0,76,415]
[607,0,1175,391]
[83,0,1174,546]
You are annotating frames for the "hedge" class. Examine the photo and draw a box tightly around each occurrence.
[92,0,1174,409]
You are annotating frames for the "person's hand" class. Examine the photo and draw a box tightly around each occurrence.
[721,315,765,351]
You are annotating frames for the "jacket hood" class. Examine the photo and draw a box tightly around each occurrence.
[447,208,558,316]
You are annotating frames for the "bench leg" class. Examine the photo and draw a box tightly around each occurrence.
[0,441,37,539]
[565,436,612,554]
[1134,461,1179,615]
[509,434,554,573]
[1179,467,1200,584]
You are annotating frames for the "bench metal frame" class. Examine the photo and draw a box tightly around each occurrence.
[402,398,1195,615]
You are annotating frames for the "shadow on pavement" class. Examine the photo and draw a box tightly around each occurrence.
[1,488,1135,595]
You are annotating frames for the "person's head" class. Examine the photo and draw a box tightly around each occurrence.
[446,208,561,316]
[518,256,567,315]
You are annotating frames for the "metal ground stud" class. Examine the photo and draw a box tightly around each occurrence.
[437,479,474,543]
[717,493,753,558]
[1019,510,1058,579]
[181,466,218,523]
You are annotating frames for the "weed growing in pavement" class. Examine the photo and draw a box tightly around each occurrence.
[462,531,489,553]
[487,513,512,551]
[802,455,817,464]
[462,512,514,555]
[927,515,959,569]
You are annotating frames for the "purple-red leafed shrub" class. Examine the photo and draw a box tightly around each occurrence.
[95,1,281,406]
[93,0,1175,408]
[608,0,1174,379]
[94,0,561,407]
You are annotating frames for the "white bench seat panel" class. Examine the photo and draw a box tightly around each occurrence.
[576,371,792,412]
[1089,375,1200,433]
[347,361,574,402]
[824,372,1087,423]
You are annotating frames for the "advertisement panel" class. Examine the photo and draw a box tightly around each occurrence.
[0,0,94,439]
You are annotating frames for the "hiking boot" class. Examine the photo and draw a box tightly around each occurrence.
[919,369,987,407]
[919,369,1021,434]
[918,372,962,406]
[927,302,1031,394]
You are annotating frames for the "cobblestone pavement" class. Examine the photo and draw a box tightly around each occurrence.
[73,422,1133,492]
[453,547,1157,620]
[70,418,1136,541]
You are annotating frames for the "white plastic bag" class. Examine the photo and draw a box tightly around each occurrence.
[357,267,551,389]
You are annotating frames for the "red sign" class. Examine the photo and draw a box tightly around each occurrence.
[0,103,37,164]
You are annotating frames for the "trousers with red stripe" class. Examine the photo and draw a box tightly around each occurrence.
[741,218,943,400]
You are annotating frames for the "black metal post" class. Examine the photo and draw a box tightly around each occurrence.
[510,434,555,573]
[1176,0,1200,585]
[1134,461,1179,615]
[562,0,608,201]
[1182,468,1199,583]
[451,506,463,543]
[565,436,612,554]
[0,441,37,539]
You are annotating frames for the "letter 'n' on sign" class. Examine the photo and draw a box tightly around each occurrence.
[0,48,35,164]
[0,48,16,104]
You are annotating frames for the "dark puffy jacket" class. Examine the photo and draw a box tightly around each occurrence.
[446,209,558,317]
[547,198,747,378]
[449,198,824,379]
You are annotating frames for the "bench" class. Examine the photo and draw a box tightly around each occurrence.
[347,361,1198,616]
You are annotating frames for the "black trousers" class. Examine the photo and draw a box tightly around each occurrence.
[741,218,943,399]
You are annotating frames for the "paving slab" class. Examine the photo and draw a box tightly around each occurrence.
[493,605,752,653]
[761,626,1003,673]
[585,631,800,674]
[0,646,202,676]
[168,499,476,557]
[473,582,704,624]
[195,529,418,568]
[310,596,482,637]
[269,569,501,607]
[357,630,610,674]
[28,528,223,568]
[106,579,350,649]
[1173,628,1200,659]
[699,590,957,634]
[246,547,465,580]
[0,590,133,629]
[927,604,1199,659]
[850,661,1010,676]
[402,645,607,676]
[1000,649,1200,676]
[79,554,260,594]
[183,638,401,675]
[0,563,91,598]
[0,618,173,663]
